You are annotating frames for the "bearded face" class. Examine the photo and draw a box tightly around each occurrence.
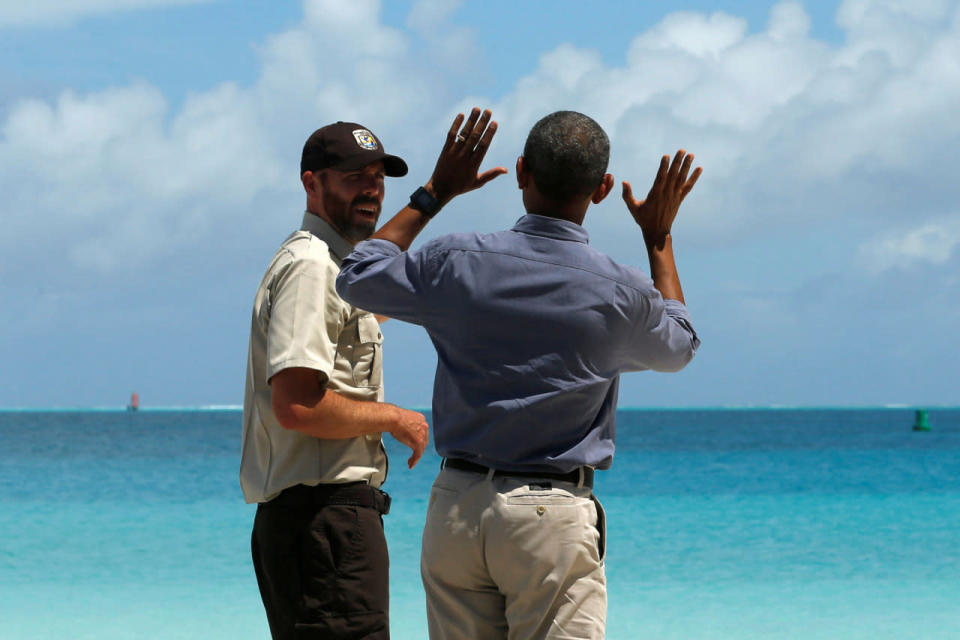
[315,161,386,243]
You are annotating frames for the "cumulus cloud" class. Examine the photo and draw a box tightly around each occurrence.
[2,0,959,280]
[858,215,960,272]
[3,0,960,408]
[406,0,484,75]
[407,0,463,30]
[0,0,211,28]
[254,0,424,137]
[487,0,960,241]
[0,82,280,271]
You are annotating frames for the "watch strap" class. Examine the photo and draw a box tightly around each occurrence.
[409,186,441,218]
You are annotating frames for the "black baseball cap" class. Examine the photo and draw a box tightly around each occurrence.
[300,122,408,177]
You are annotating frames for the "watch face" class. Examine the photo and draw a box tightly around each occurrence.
[411,187,439,217]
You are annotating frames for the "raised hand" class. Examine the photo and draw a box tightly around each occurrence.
[622,150,702,248]
[429,107,508,204]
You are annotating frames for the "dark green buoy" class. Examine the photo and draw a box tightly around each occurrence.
[913,409,930,432]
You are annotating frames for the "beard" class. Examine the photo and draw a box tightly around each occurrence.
[321,191,381,243]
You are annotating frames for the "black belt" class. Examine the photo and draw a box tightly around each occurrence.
[269,481,391,515]
[443,458,594,489]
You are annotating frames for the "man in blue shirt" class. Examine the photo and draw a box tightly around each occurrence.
[337,109,701,639]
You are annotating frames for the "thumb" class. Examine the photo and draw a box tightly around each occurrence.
[408,449,422,468]
[476,167,508,189]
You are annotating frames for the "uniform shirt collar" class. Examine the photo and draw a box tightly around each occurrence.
[301,211,355,262]
[512,213,590,244]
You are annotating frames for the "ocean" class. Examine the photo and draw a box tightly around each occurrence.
[2,408,958,639]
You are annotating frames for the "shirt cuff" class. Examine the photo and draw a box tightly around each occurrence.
[352,238,403,258]
[663,299,700,350]
[663,298,692,321]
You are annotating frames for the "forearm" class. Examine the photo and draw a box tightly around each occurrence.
[271,366,429,467]
[287,392,399,439]
[271,368,400,439]
[370,181,444,251]
[645,233,685,304]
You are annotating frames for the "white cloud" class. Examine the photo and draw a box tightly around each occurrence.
[301,0,407,58]
[767,1,811,41]
[629,10,747,60]
[0,0,211,28]
[0,81,281,271]
[407,0,463,30]
[254,0,428,137]
[2,0,960,408]
[858,215,960,272]
[405,0,484,80]
[2,0,960,280]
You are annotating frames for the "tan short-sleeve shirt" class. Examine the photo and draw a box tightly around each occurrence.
[240,212,387,504]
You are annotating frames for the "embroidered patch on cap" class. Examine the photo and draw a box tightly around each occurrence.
[352,129,378,150]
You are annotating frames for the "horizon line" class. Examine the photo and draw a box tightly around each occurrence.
[1,404,958,413]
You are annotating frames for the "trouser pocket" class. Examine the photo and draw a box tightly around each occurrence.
[591,494,606,561]
[298,505,389,636]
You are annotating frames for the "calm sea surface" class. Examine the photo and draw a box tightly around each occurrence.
[1,408,958,639]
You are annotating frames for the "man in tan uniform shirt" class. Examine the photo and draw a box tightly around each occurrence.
[240,122,430,640]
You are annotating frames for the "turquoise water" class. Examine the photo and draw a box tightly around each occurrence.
[2,408,959,638]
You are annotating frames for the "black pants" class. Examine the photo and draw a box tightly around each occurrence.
[252,482,392,639]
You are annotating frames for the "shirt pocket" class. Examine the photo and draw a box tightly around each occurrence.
[350,314,383,388]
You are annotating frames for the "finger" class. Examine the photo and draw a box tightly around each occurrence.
[651,155,669,193]
[677,153,693,185]
[667,149,686,185]
[408,441,425,468]
[458,107,482,143]
[445,113,465,151]
[680,166,703,199]
[408,450,421,469]
[474,166,508,188]
[473,119,498,157]
[621,180,636,206]
[467,109,492,149]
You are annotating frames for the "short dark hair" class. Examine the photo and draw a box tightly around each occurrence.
[522,111,610,202]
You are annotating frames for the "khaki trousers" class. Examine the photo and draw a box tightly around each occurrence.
[421,467,607,640]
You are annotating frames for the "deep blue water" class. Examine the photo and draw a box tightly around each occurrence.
[1,408,959,639]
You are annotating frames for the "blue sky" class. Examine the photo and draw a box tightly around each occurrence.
[1,0,958,409]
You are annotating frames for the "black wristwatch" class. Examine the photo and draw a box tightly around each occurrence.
[409,186,441,218]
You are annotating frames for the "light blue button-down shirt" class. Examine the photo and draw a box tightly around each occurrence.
[336,214,699,473]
